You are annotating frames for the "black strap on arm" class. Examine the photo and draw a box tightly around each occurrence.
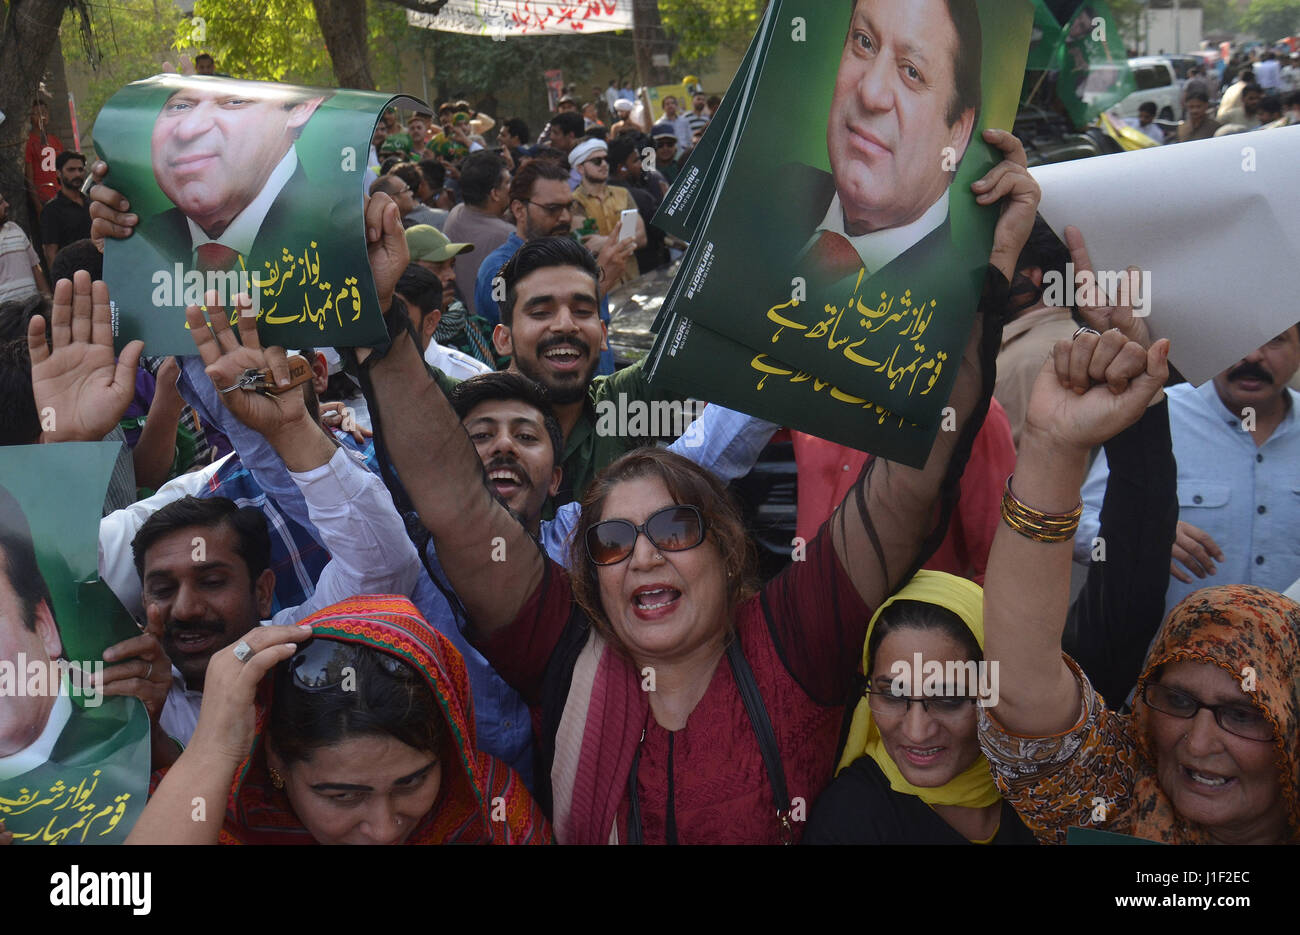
[726,635,793,844]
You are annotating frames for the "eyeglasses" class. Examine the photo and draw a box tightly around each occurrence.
[287,639,415,692]
[584,157,609,167]
[1142,683,1274,742]
[525,200,572,217]
[585,504,706,566]
[863,686,978,720]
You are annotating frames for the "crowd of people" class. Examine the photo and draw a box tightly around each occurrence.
[1,37,1299,848]
[1171,48,1300,143]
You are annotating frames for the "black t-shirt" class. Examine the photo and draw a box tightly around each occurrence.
[40,191,91,251]
[803,756,1037,845]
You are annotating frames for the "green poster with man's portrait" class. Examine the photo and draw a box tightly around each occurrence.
[647,0,1033,464]
[94,75,426,356]
[0,444,149,844]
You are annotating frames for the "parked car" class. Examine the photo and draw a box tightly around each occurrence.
[1164,54,1201,89]
[1103,56,1181,121]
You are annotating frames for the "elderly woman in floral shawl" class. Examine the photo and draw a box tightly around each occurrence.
[977,233,1298,845]
[128,595,549,844]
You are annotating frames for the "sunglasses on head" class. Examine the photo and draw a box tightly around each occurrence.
[584,504,706,566]
[287,639,416,692]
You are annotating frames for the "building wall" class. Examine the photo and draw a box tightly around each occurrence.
[1140,9,1205,55]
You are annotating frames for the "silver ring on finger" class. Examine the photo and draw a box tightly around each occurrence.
[233,640,254,663]
[145,661,153,680]
[81,175,98,197]
[1073,326,1101,340]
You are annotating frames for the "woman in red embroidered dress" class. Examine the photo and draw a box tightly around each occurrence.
[365,132,1042,843]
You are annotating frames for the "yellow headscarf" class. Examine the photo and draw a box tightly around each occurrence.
[836,570,1000,809]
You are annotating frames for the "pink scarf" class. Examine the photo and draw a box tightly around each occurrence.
[551,632,649,844]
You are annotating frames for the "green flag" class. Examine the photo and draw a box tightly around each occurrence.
[1055,1,1135,126]
[1026,0,1064,71]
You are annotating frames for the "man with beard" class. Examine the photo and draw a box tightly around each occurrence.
[570,138,646,286]
[486,236,683,515]
[1075,326,1300,621]
[473,158,629,373]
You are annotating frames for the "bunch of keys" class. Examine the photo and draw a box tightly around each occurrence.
[218,354,314,396]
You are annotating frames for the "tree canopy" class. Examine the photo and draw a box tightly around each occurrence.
[1241,0,1300,40]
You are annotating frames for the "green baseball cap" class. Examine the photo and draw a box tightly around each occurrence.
[405,225,474,263]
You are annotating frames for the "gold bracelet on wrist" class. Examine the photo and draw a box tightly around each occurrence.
[1000,475,1082,543]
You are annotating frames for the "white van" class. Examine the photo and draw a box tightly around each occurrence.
[1078,57,1182,121]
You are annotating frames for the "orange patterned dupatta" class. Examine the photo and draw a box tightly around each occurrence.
[219,595,550,845]
[1125,585,1300,844]
[982,585,1300,844]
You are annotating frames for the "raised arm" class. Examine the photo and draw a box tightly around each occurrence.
[183,291,423,622]
[1065,397,1176,708]
[362,196,544,635]
[985,315,1168,735]
[1060,227,1175,709]
[828,130,1040,608]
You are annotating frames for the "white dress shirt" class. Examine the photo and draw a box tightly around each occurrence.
[808,189,949,277]
[1076,381,1300,622]
[424,339,493,381]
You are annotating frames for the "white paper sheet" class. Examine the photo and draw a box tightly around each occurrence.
[1031,126,1300,385]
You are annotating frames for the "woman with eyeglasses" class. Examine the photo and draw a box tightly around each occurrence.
[802,573,1034,844]
[126,596,549,844]
[976,271,1300,844]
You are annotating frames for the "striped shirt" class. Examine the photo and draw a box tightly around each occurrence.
[0,221,40,304]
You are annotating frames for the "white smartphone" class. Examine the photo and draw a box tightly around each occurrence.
[618,208,639,243]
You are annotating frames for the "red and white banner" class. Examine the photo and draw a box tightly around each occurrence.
[408,0,633,38]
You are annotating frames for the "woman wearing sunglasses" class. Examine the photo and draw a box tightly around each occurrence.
[127,596,549,844]
[363,130,1042,843]
[802,572,1034,844]
[977,300,1300,843]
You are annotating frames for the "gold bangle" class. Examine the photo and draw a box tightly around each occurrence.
[1001,476,1081,543]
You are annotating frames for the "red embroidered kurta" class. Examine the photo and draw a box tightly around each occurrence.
[482,531,871,844]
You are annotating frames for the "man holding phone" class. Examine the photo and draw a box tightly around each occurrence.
[569,138,647,287]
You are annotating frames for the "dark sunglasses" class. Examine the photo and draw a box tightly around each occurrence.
[1142,683,1273,742]
[287,639,415,692]
[584,156,609,167]
[585,504,706,566]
